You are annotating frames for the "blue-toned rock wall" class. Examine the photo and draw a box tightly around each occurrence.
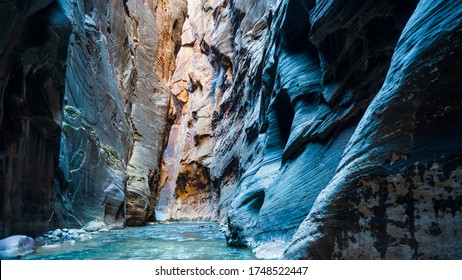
[160,0,462,259]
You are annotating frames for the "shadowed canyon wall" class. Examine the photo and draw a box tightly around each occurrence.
[0,0,186,234]
[1,0,461,259]
[0,0,71,237]
[51,0,187,229]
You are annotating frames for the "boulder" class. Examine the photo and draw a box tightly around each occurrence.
[83,220,107,232]
[52,229,63,238]
[0,235,36,259]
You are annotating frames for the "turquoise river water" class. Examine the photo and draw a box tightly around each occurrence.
[23,222,256,260]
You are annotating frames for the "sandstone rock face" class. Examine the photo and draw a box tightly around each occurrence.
[0,0,71,238]
[1,0,188,234]
[158,0,462,259]
[57,0,186,228]
[156,0,224,221]
[56,0,134,229]
[156,0,277,222]
[230,0,420,258]
[124,0,187,226]
[284,0,462,259]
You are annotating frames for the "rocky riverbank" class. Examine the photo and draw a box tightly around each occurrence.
[35,228,94,245]
[2,228,98,259]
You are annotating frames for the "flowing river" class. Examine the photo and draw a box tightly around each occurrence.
[23,222,256,260]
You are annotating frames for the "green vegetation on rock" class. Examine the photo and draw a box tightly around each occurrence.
[102,144,119,160]
[64,105,82,121]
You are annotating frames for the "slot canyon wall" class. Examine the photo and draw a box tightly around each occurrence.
[1,0,71,238]
[1,0,461,259]
[1,0,186,234]
[57,0,186,229]
[155,0,462,259]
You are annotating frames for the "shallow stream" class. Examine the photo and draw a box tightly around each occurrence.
[23,222,256,260]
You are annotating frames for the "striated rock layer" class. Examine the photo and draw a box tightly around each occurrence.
[0,0,187,235]
[284,0,462,259]
[156,0,237,221]
[57,0,133,229]
[57,0,186,228]
[158,0,462,259]
[123,0,187,226]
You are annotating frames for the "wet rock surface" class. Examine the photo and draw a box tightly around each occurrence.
[35,227,93,246]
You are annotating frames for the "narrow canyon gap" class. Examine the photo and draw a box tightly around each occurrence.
[0,0,461,259]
